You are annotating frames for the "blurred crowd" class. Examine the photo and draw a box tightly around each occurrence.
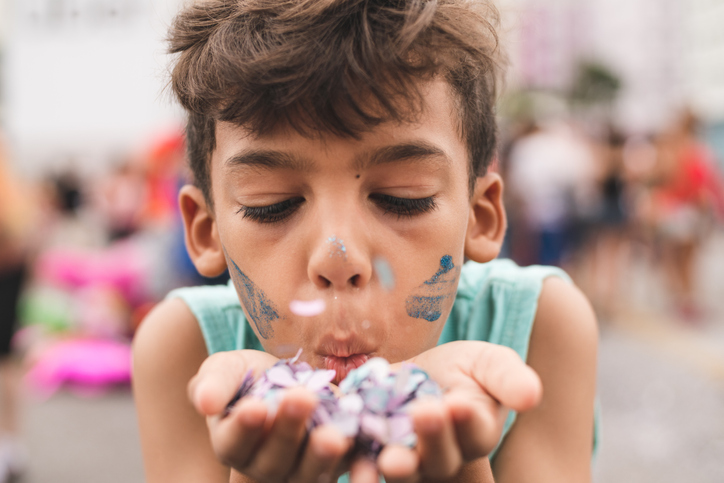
[501,109,724,323]
[0,128,229,479]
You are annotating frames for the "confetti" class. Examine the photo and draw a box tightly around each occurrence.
[225,351,442,460]
[338,357,442,456]
[290,299,327,317]
[373,257,396,290]
[225,349,338,427]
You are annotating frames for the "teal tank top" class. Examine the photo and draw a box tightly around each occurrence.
[167,259,593,479]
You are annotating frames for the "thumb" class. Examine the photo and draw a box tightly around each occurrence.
[188,349,277,416]
[470,343,542,412]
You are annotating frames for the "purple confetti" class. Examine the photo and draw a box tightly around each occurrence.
[338,358,442,456]
[225,351,442,460]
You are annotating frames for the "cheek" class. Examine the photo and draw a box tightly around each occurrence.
[403,254,460,323]
[224,248,284,341]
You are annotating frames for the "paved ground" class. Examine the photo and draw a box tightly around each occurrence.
[21,388,144,483]
[15,230,724,482]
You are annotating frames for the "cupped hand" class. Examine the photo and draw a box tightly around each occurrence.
[367,341,542,483]
[188,349,351,483]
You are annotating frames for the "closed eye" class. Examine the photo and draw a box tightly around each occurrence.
[369,194,437,218]
[236,197,305,223]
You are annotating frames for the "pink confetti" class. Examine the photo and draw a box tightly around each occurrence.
[289,299,326,317]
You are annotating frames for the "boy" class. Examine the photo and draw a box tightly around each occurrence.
[132,1,598,482]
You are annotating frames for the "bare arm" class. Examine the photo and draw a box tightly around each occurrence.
[132,297,231,483]
[493,277,598,482]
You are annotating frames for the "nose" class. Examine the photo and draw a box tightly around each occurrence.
[307,229,373,290]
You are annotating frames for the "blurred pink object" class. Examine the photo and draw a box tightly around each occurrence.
[35,241,149,305]
[26,338,132,398]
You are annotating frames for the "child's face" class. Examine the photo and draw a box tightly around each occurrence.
[207,81,484,382]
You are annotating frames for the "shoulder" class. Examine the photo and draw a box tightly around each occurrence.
[132,297,208,435]
[133,296,207,374]
[167,282,251,354]
[492,277,598,481]
[448,260,570,350]
[457,259,569,296]
[133,298,229,482]
[532,276,598,358]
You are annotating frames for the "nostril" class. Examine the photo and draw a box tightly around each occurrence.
[318,275,332,288]
[349,274,360,287]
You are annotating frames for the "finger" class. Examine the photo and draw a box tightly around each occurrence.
[349,458,379,483]
[207,397,269,468]
[189,349,277,415]
[291,425,350,483]
[444,393,507,460]
[471,345,542,412]
[377,445,419,483]
[410,400,461,479]
[245,387,318,481]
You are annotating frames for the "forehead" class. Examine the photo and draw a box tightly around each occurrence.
[211,80,467,175]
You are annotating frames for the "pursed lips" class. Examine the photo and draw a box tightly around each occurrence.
[315,334,376,384]
[323,354,370,384]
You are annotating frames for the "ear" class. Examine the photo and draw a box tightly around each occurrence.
[178,185,228,278]
[464,173,507,263]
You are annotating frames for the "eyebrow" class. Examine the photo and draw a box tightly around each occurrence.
[224,141,451,172]
[224,149,312,172]
[354,141,451,171]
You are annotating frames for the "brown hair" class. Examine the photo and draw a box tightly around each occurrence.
[169,0,503,203]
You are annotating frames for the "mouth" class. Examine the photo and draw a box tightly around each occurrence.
[324,354,370,384]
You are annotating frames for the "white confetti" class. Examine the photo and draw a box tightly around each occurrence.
[289,299,327,317]
[373,257,395,290]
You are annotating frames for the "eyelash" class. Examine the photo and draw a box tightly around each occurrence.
[237,194,437,224]
[370,194,438,218]
[237,197,304,223]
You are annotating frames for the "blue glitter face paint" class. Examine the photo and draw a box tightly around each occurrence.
[328,236,347,259]
[225,252,280,339]
[405,255,459,322]
[424,255,454,286]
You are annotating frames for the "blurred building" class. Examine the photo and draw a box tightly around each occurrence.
[1,0,723,172]
[0,0,184,177]
[499,0,724,165]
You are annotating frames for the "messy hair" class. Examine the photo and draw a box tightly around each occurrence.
[169,0,504,203]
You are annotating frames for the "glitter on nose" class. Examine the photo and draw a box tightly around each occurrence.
[289,299,327,317]
[327,236,347,259]
[373,257,395,290]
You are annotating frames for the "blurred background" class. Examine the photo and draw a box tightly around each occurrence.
[0,0,723,482]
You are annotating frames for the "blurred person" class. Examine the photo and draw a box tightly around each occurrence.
[0,137,35,481]
[506,120,598,267]
[96,157,148,242]
[499,119,539,264]
[578,128,632,319]
[142,131,187,228]
[650,109,724,322]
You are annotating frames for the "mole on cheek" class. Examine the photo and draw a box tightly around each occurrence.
[226,253,281,339]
